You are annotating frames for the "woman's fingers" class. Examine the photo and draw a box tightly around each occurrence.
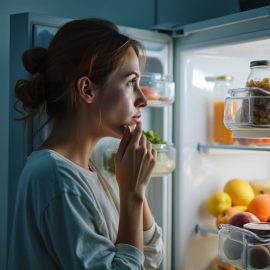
[117,126,131,160]
[129,123,143,147]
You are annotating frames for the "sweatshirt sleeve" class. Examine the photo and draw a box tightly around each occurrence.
[39,192,144,270]
[143,223,164,270]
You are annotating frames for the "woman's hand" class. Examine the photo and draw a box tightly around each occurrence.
[115,123,156,199]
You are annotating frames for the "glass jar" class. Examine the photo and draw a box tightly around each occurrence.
[240,60,270,144]
[213,75,235,144]
[246,60,270,90]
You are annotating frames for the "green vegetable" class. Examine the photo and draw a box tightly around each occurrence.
[143,130,165,144]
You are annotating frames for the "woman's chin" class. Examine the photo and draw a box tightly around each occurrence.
[128,124,136,133]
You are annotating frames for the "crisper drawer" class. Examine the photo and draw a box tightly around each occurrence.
[218,224,270,270]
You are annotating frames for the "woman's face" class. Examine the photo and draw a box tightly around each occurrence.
[97,47,147,138]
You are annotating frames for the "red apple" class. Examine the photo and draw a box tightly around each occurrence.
[229,212,260,228]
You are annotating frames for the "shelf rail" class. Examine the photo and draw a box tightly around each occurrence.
[197,143,270,153]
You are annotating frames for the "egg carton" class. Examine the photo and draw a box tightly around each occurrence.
[218,224,270,270]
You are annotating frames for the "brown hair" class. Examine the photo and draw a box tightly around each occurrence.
[15,18,145,120]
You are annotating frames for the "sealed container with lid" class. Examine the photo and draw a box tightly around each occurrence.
[140,72,175,107]
[212,75,235,144]
[218,223,270,270]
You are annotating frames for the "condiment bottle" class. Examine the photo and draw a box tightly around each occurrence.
[213,75,235,145]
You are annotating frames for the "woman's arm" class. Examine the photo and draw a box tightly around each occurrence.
[115,123,156,252]
[143,197,154,231]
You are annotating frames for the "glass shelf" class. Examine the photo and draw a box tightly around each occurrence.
[197,143,270,154]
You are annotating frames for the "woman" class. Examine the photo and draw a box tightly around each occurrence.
[7,18,164,269]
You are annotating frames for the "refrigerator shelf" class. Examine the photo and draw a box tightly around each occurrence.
[197,143,270,154]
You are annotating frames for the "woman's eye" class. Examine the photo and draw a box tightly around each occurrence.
[127,80,136,88]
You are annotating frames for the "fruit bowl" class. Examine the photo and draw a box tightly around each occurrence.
[103,142,176,177]
[140,72,175,107]
[218,224,270,270]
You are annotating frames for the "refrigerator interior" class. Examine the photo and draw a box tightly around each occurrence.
[173,37,270,270]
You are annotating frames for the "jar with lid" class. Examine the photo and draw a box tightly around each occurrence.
[213,75,235,145]
[246,60,270,90]
[244,60,270,144]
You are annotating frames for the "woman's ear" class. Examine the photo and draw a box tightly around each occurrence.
[77,76,97,103]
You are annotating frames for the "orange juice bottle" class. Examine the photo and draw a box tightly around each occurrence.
[213,76,235,145]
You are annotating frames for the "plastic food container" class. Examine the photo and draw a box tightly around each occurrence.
[103,143,176,177]
[218,223,270,270]
[140,72,175,107]
[224,87,270,130]
[151,144,176,177]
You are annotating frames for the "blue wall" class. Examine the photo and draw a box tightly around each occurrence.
[0,0,239,269]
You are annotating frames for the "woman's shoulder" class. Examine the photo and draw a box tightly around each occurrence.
[21,149,97,201]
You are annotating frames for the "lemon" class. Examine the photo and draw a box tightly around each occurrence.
[207,191,232,217]
[224,178,255,206]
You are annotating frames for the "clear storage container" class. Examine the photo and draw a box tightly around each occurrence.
[224,87,270,129]
[218,223,270,270]
[103,142,176,177]
[140,72,175,107]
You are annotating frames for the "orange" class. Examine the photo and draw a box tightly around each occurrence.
[247,194,270,222]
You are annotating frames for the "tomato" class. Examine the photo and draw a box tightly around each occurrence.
[141,87,160,100]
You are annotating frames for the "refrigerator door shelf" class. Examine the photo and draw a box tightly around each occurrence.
[224,87,270,138]
[197,143,270,154]
[140,72,175,107]
[218,224,270,270]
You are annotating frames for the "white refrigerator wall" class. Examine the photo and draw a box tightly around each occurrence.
[173,38,270,269]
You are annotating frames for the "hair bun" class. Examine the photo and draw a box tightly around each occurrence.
[22,47,48,74]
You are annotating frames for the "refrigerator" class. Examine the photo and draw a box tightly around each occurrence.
[8,6,270,270]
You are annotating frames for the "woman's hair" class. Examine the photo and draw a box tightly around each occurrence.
[15,18,145,120]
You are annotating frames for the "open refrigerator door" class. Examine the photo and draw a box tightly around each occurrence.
[172,6,270,270]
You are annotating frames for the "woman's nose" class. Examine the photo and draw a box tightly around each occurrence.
[135,87,148,108]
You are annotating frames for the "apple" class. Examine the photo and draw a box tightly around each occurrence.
[216,207,241,229]
[229,212,260,228]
